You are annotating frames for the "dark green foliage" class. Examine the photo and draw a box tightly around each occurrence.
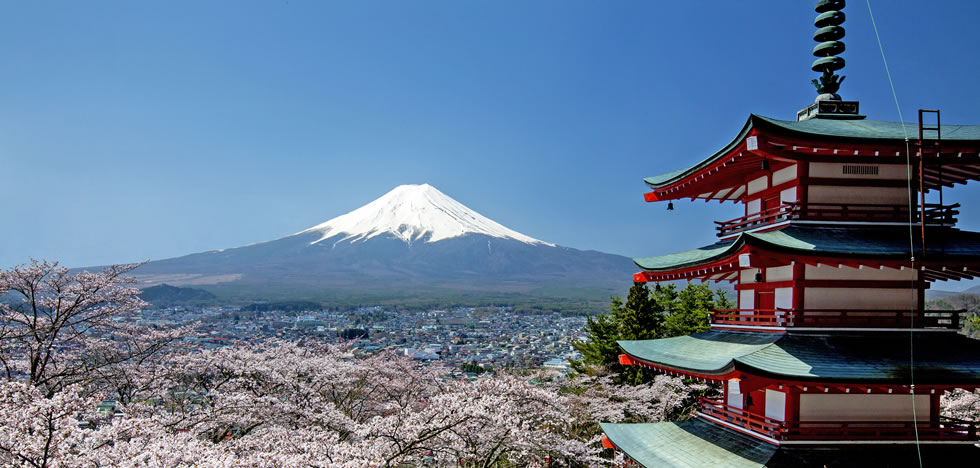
[339,328,369,339]
[663,283,725,338]
[615,282,664,341]
[927,293,980,337]
[572,313,622,373]
[461,363,491,374]
[574,282,731,383]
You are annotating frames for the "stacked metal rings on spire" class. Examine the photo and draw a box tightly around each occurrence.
[812,0,846,73]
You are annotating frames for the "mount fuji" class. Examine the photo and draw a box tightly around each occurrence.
[129,184,636,302]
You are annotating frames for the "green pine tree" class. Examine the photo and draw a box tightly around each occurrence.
[574,282,735,381]
[663,283,724,337]
[571,307,623,374]
[616,282,664,341]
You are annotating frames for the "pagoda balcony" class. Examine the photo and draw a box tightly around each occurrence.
[711,309,795,327]
[715,202,959,238]
[698,398,980,443]
[715,204,798,238]
[711,308,963,329]
[696,397,783,441]
[781,417,979,441]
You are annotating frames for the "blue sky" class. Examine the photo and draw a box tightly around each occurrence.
[3,1,980,289]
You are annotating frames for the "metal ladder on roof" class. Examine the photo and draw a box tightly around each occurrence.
[916,109,941,255]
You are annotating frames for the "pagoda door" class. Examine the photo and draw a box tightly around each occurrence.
[746,389,766,419]
[757,291,775,312]
[762,195,781,221]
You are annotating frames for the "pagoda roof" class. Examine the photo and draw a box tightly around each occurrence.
[618,329,980,384]
[633,225,980,282]
[601,419,980,467]
[642,114,980,202]
[644,114,980,189]
[600,419,776,467]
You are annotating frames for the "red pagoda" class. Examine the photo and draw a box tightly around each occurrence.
[599,1,980,466]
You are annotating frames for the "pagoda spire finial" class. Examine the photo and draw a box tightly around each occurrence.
[811,0,847,99]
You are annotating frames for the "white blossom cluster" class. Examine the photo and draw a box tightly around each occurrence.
[0,260,703,467]
[942,388,980,422]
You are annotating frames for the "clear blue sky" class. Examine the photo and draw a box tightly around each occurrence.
[3,1,980,289]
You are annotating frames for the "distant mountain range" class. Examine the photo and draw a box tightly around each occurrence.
[927,285,980,300]
[138,284,216,306]
[125,184,637,306]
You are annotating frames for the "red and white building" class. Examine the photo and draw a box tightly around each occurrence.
[599,3,980,466]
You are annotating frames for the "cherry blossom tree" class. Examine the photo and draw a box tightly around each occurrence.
[942,388,980,421]
[0,260,182,398]
[0,260,709,466]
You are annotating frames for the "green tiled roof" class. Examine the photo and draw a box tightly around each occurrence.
[644,114,980,188]
[619,330,980,384]
[619,331,779,375]
[633,225,980,271]
[633,240,734,271]
[601,420,980,467]
[600,420,776,468]
[755,114,980,142]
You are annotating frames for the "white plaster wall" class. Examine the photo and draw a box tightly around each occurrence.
[807,186,908,205]
[740,268,760,283]
[747,198,761,214]
[739,290,754,310]
[804,288,917,310]
[727,381,743,409]
[766,265,794,282]
[765,389,786,421]
[804,264,915,281]
[799,394,929,422]
[780,186,798,204]
[772,165,798,186]
[809,162,908,179]
[775,288,793,309]
[747,176,769,195]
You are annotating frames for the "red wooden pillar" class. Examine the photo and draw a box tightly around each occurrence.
[792,262,805,325]
[784,387,800,430]
[798,162,809,213]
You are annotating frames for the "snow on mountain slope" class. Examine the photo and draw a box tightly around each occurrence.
[297,184,555,247]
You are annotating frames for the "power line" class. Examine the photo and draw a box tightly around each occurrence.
[865,1,923,466]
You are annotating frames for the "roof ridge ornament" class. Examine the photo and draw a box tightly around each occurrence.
[798,1,863,120]
[811,0,847,99]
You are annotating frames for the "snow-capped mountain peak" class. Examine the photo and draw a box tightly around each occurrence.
[298,184,555,247]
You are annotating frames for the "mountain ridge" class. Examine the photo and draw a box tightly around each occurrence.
[113,184,637,305]
[296,184,554,247]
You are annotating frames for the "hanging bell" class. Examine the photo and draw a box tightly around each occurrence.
[667,201,674,211]
[761,158,770,171]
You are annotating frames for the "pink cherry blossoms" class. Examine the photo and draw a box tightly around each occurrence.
[0,260,708,467]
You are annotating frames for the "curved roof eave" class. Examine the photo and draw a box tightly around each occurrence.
[618,330,780,376]
[633,235,745,272]
[634,226,980,272]
[643,114,980,190]
[643,115,757,189]
[620,330,980,384]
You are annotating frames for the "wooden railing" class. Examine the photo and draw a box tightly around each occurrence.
[698,398,980,442]
[715,204,797,237]
[697,398,783,439]
[793,309,961,329]
[710,308,962,329]
[800,202,958,225]
[781,417,979,441]
[714,202,959,237]
[710,309,795,327]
